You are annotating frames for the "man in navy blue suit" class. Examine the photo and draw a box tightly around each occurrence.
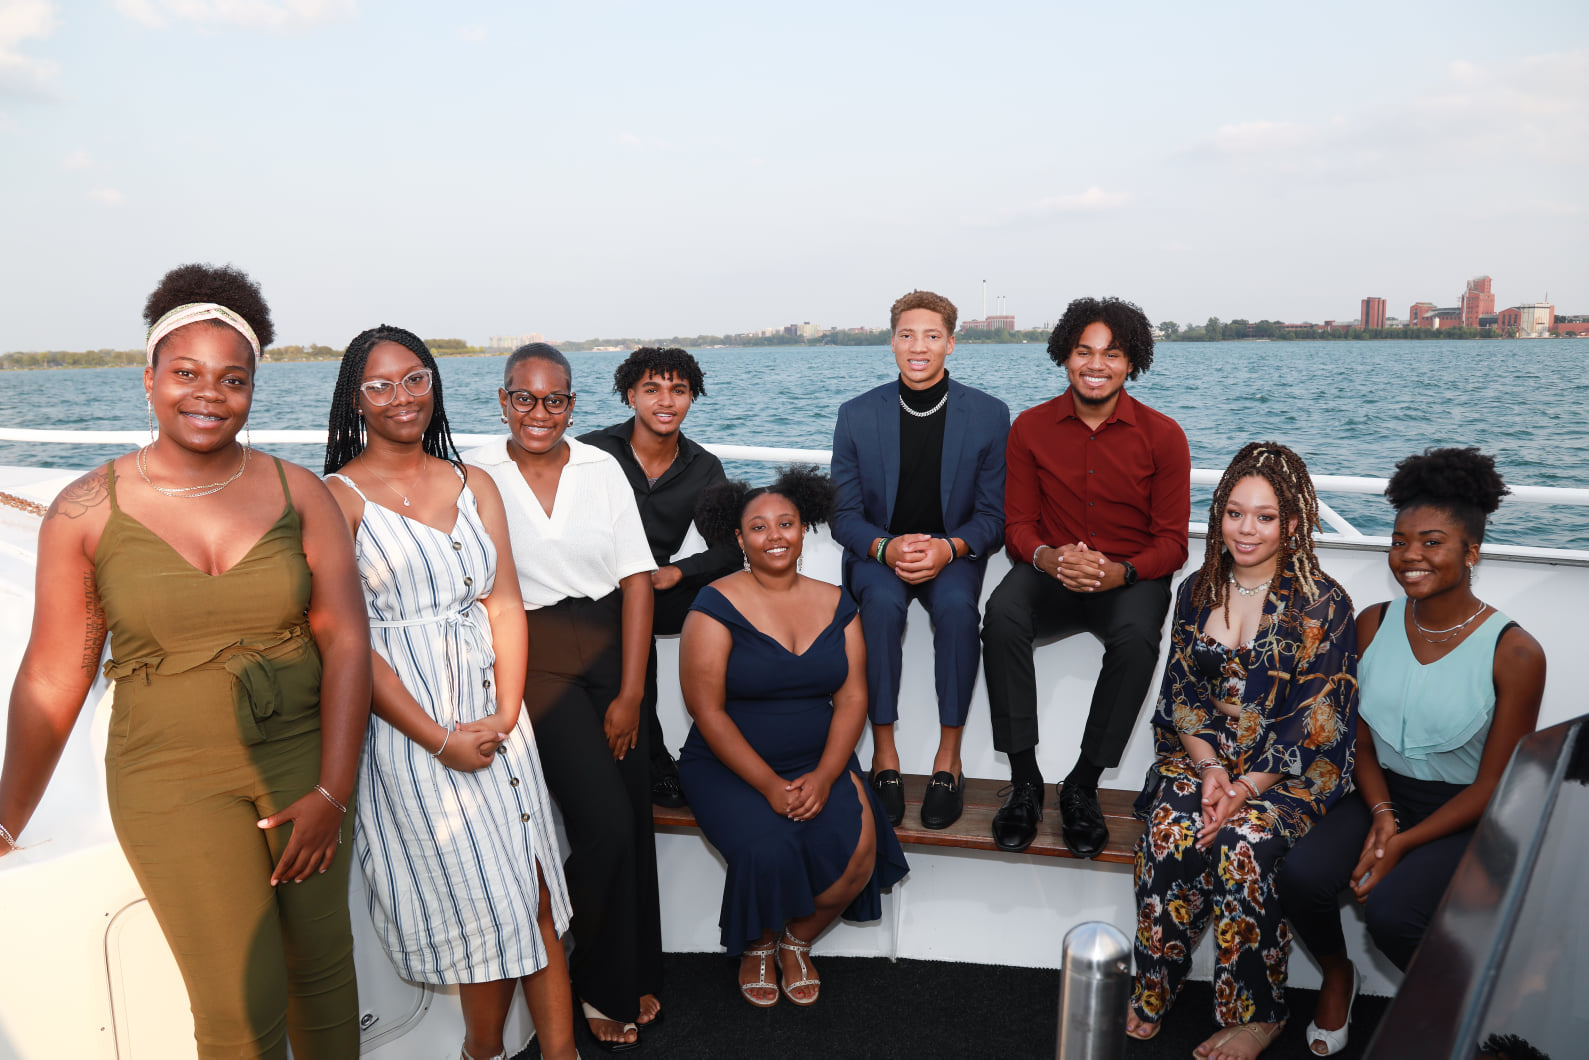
[831,290,1010,830]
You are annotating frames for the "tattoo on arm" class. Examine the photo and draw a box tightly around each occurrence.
[81,571,106,675]
[46,471,109,522]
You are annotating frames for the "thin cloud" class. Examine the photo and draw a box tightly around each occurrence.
[1183,49,1589,181]
[458,24,485,43]
[1031,186,1133,214]
[0,0,58,96]
[114,0,358,32]
[88,187,125,205]
[611,129,673,152]
[62,147,89,170]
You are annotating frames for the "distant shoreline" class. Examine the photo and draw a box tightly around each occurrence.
[4,332,1581,372]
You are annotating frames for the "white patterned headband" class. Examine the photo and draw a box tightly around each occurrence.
[145,302,262,365]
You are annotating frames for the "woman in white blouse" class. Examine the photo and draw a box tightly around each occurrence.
[465,344,663,1053]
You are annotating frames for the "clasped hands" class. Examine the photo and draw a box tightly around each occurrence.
[763,771,834,822]
[1036,543,1119,592]
[1195,767,1247,850]
[1350,811,1403,901]
[885,533,954,584]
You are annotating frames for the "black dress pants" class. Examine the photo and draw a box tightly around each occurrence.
[1277,772,1470,971]
[980,563,1171,767]
[524,591,664,1022]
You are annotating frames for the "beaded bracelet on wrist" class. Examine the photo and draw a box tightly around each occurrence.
[0,822,17,851]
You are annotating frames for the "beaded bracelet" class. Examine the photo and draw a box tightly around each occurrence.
[1236,775,1261,801]
[314,784,348,815]
[0,822,18,851]
[875,537,892,565]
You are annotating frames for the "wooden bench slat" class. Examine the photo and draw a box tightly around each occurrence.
[654,773,1146,866]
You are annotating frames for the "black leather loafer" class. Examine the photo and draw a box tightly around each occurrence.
[1058,781,1109,859]
[919,771,964,829]
[871,769,905,826]
[650,752,687,809]
[991,781,1044,852]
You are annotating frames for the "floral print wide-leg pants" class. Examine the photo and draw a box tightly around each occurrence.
[1131,774,1293,1028]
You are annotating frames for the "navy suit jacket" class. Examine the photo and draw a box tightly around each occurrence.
[830,378,1010,572]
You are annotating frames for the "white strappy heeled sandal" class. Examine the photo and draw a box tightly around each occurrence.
[1304,964,1360,1056]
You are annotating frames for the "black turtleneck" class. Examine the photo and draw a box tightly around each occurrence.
[889,373,948,535]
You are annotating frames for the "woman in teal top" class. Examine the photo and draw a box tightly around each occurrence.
[1277,447,1546,1057]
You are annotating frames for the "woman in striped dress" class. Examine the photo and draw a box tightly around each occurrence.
[323,327,577,1060]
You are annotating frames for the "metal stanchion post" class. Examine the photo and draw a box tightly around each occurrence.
[1056,921,1130,1060]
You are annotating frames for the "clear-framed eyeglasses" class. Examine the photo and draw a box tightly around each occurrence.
[359,368,434,405]
[503,389,573,414]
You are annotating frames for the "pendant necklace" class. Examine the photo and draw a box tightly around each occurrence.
[363,458,424,508]
[1411,600,1488,643]
[137,443,250,499]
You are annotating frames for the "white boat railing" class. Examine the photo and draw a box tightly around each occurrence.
[4,430,1589,555]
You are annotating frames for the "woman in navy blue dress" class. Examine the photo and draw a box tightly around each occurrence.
[678,466,909,1008]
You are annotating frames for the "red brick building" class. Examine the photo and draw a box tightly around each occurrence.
[1360,297,1387,329]
[1409,302,1436,328]
[1460,276,1495,327]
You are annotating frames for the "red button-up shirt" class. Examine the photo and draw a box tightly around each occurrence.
[1003,389,1191,581]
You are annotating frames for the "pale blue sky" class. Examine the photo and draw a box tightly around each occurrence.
[2,0,1585,350]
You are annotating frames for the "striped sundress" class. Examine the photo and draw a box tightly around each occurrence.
[333,471,571,984]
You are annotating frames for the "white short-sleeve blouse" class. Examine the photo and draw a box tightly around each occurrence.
[465,436,656,609]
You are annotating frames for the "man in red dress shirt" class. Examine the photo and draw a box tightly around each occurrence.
[981,297,1190,856]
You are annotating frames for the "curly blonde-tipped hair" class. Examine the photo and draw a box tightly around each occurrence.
[1192,441,1324,618]
[889,290,958,334]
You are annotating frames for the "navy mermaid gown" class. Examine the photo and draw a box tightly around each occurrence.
[678,586,910,955]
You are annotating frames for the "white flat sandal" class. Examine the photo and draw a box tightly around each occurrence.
[1304,964,1360,1056]
[778,928,821,1006]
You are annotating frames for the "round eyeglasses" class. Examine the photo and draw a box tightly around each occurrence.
[503,389,572,414]
[359,368,433,406]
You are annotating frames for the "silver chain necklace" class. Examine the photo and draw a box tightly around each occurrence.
[1411,600,1488,643]
[899,392,948,418]
[361,457,424,507]
[137,443,250,499]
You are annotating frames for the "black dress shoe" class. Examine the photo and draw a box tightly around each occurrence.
[1058,781,1109,859]
[871,769,905,826]
[991,781,1044,852]
[650,752,687,808]
[920,771,964,829]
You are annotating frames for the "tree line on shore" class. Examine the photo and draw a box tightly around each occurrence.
[0,339,481,371]
[3,321,1533,371]
[1161,317,1507,341]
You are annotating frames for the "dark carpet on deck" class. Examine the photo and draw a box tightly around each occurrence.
[510,952,1392,1059]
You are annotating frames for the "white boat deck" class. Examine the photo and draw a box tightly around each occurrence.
[1,441,1584,1059]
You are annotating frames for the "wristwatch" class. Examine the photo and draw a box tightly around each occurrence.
[1121,560,1139,586]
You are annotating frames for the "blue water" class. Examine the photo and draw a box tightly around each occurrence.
[2,340,1586,548]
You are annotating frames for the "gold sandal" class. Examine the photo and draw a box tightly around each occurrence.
[1196,1019,1285,1059]
[777,929,820,1006]
[739,941,779,1007]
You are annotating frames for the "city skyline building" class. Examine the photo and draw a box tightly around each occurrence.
[1361,297,1387,329]
[1460,276,1496,328]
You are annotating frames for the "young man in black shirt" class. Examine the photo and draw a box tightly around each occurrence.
[580,347,740,807]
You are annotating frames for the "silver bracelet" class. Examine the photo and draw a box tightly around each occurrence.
[1236,775,1261,801]
[1032,545,1047,571]
[314,785,348,815]
[430,726,452,758]
[0,822,17,851]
